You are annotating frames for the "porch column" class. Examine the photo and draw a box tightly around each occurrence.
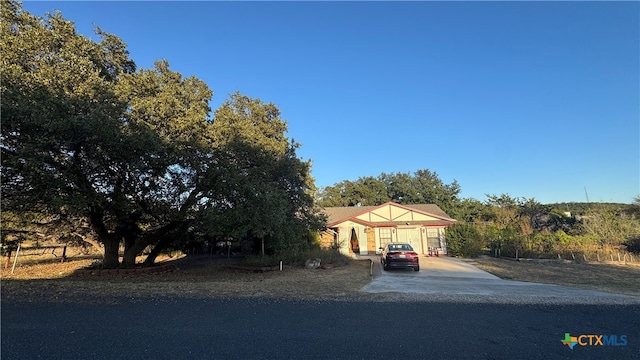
[358,227,368,255]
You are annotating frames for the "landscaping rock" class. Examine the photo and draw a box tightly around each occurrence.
[305,258,321,269]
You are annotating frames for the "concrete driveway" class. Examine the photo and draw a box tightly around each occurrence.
[361,255,637,300]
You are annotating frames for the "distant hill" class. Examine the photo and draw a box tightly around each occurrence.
[547,202,639,216]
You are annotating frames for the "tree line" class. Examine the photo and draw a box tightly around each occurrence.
[1,1,324,268]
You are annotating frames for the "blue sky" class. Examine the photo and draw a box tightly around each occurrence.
[22,1,639,204]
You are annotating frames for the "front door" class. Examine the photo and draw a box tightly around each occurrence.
[349,228,360,254]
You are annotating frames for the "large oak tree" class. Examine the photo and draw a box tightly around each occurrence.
[1,1,322,268]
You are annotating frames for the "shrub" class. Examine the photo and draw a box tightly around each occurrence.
[243,247,352,267]
[243,254,280,267]
[623,237,640,254]
[446,224,486,258]
[279,247,352,266]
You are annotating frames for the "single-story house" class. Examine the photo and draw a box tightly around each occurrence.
[320,202,456,256]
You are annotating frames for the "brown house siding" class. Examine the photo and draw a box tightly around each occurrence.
[319,230,336,249]
[366,228,376,253]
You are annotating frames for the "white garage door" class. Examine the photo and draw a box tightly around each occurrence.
[396,228,422,254]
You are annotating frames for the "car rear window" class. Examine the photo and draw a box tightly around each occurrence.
[388,244,413,251]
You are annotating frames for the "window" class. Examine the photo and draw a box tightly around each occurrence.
[427,228,440,248]
[379,228,392,245]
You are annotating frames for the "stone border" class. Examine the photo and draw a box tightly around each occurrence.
[72,262,339,276]
[72,264,178,277]
[225,264,336,272]
[226,265,280,272]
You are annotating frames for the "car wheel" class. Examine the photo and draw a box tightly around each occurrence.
[414,266,420,272]
[383,261,388,271]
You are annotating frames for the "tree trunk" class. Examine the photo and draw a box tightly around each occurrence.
[142,235,173,267]
[102,238,120,269]
[78,236,103,254]
[121,231,137,268]
[88,209,120,268]
[121,247,137,268]
[142,221,189,266]
[122,240,149,268]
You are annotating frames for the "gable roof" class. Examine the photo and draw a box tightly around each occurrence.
[323,202,456,227]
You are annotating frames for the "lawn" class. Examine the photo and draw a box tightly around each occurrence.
[472,256,640,297]
[3,251,640,302]
[0,253,374,302]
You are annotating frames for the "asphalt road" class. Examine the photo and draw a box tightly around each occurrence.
[2,298,639,360]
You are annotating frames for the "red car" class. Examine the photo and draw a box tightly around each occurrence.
[380,243,420,271]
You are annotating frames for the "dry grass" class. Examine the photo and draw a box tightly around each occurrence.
[5,251,640,303]
[1,253,374,302]
[0,251,181,280]
[473,257,640,296]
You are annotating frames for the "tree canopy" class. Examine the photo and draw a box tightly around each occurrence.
[1,1,323,268]
[317,169,461,216]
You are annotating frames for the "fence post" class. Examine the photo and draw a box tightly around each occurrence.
[4,250,12,270]
[11,243,21,275]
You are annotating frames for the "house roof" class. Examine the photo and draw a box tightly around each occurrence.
[322,202,456,227]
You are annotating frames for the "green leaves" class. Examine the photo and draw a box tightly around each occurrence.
[1,0,129,213]
[118,60,212,148]
[317,169,461,214]
[211,92,289,155]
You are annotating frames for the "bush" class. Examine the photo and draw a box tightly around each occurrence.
[279,247,352,266]
[446,224,486,258]
[243,247,352,267]
[623,237,640,254]
[243,254,280,267]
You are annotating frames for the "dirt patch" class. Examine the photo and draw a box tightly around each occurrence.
[473,257,640,297]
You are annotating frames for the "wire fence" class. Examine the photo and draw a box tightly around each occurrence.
[493,248,638,264]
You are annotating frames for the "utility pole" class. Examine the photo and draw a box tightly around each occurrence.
[584,186,590,203]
